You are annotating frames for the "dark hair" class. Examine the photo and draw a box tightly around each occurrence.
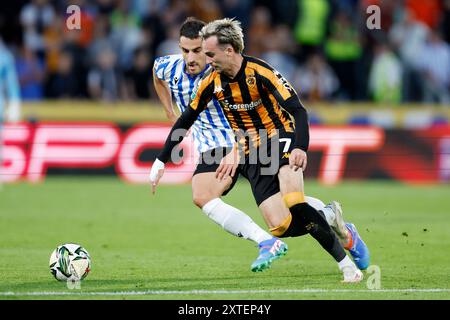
[180,17,206,39]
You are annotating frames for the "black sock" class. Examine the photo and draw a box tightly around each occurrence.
[284,203,346,262]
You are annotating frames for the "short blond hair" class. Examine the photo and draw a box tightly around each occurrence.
[200,18,244,53]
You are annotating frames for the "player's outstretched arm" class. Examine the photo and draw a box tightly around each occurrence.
[149,106,201,194]
[152,69,178,123]
[149,158,165,194]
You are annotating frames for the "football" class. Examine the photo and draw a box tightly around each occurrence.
[49,243,91,281]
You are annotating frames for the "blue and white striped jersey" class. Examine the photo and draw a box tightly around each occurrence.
[0,42,20,122]
[153,54,235,153]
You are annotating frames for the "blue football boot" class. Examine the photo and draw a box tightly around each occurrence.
[345,223,370,270]
[251,237,288,272]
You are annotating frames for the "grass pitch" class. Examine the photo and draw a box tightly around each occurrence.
[0,177,449,300]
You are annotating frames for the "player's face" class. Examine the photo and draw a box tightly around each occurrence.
[203,36,232,75]
[179,36,206,75]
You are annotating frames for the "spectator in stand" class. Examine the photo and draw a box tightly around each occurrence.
[246,6,273,57]
[325,10,362,101]
[122,47,153,100]
[20,0,55,59]
[110,0,143,70]
[61,22,89,97]
[294,53,339,102]
[155,23,180,58]
[293,0,330,59]
[418,31,450,104]
[389,9,429,102]
[15,45,45,100]
[368,41,402,104]
[45,50,78,98]
[42,15,64,80]
[87,15,114,67]
[87,47,119,102]
[141,5,166,59]
[262,24,299,86]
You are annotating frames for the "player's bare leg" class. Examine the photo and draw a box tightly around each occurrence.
[258,192,292,230]
[275,165,362,283]
[192,172,285,272]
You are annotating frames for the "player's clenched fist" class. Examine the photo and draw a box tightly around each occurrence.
[149,158,165,194]
[289,148,307,172]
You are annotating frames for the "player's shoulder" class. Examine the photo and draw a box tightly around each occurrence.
[197,66,218,87]
[153,54,183,71]
[190,67,217,100]
[245,55,276,73]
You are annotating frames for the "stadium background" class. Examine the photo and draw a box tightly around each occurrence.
[1,0,450,300]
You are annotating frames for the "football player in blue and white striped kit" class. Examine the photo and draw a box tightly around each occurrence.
[0,38,21,188]
[150,18,367,273]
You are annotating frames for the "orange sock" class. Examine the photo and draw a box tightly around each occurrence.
[344,230,353,250]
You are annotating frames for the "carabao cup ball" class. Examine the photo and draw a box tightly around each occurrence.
[49,243,91,281]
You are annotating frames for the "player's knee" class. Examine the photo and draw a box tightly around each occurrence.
[282,192,305,208]
[192,194,216,208]
[269,214,293,238]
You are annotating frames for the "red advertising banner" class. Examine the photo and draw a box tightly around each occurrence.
[1,122,449,184]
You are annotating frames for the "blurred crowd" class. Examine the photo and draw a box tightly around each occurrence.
[0,0,449,105]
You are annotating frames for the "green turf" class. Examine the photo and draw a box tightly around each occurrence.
[0,177,449,300]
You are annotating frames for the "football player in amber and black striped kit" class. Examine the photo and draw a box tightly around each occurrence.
[150,18,370,282]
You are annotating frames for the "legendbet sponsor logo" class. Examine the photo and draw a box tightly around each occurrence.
[223,98,263,111]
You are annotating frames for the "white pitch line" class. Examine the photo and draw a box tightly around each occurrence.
[1,289,450,296]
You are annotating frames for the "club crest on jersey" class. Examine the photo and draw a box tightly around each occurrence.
[246,76,256,87]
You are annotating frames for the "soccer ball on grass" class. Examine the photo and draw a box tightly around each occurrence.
[49,243,91,281]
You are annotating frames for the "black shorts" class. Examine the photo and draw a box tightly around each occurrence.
[238,130,296,206]
[193,147,239,196]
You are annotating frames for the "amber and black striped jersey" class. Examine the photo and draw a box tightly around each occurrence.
[158,55,310,163]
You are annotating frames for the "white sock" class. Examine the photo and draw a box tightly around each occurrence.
[306,196,336,228]
[202,198,273,244]
[337,255,356,271]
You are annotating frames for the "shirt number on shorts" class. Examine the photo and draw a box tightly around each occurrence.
[279,138,292,153]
